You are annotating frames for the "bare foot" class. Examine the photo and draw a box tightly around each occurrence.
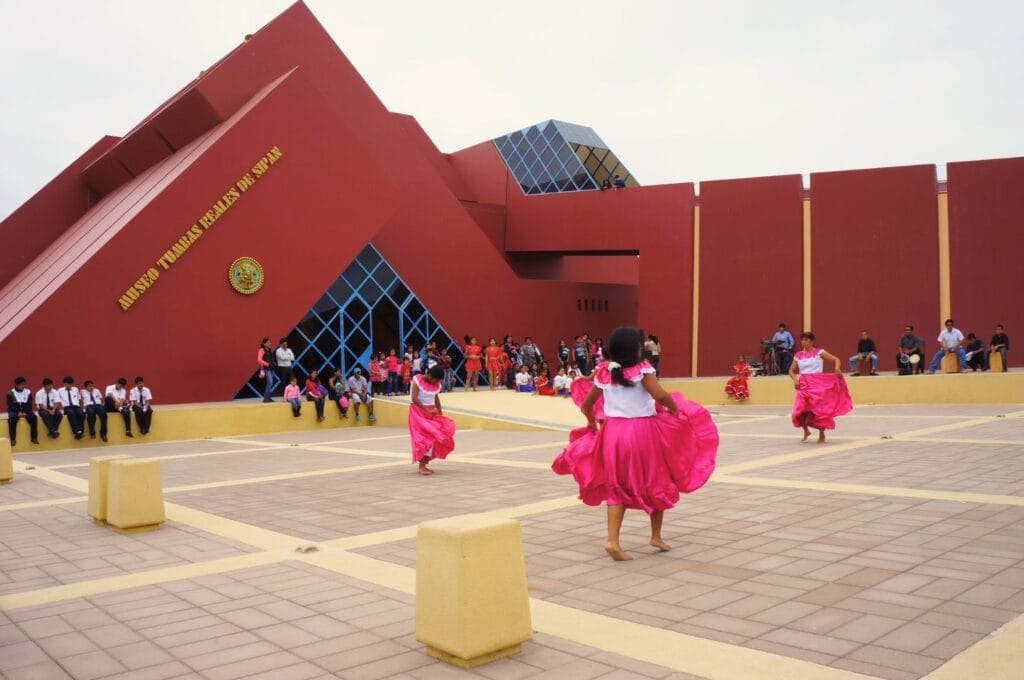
[818,430,826,443]
[801,429,811,442]
[418,467,433,475]
[604,543,633,561]
[650,538,671,552]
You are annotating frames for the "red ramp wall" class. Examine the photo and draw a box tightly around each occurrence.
[698,175,804,376]
[810,165,938,369]
[947,157,1024,360]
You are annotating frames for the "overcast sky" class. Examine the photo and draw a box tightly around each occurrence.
[2,0,1022,219]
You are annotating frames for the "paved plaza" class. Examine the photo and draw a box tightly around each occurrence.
[2,395,1023,679]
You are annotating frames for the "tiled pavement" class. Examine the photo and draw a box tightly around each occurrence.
[2,402,1023,679]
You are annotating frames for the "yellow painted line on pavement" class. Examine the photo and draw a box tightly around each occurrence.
[300,547,871,680]
[925,611,1024,680]
[716,438,881,475]
[16,462,89,492]
[164,503,302,550]
[162,460,408,494]
[46,445,289,469]
[0,551,286,612]
[0,496,88,513]
[715,475,1024,507]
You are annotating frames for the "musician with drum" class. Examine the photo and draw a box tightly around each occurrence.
[897,325,924,375]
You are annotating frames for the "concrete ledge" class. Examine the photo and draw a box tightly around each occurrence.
[88,455,134,522]
[663,370,1024,406]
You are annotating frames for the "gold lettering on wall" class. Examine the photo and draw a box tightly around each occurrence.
[118,146,283,311]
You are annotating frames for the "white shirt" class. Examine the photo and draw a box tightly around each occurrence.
[553,374,572,391]
[35,388,62,410]
[275,347,294,367]
[82,388,104,407]
[795,349,825,374]
[413,375,439,406]
[59,386,81,408]
[515,372,532,386]
[106,386,127,404]
[938,328,964,350]
[9,387,32,405]
[595,364,657,417]
[129,386,153,409]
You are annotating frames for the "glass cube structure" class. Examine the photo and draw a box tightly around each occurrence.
[236,244,466,397]
[493,119,639,195]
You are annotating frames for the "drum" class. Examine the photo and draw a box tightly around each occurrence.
[990,351,1004,372]
[941,353,960,373]
[857,356,872,376]
[909,354,920,365]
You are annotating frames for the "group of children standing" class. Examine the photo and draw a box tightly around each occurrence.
[369,342,455,396]
[7,375,153,445]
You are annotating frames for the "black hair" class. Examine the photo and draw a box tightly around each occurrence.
[63,376,74,384]
[799,331,816,341]
[135,376,145,384]
[279,337,288,343]
[647,334,659,344]
[42,378,53,386]
[260,336,270,346]
[945,319,954,325]
[607,326,644,388]
[14,376,26,385]
[997,324,1004,329]
[84,380,95,388]
[779,323,787,329]
[427,365,444,381]
[117,377,128,386]
[967,333,977,340]
[463,335,471,344]
[905,324,914,331]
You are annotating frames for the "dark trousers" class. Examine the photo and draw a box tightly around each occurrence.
[967,351,986,371]
[306,394,325,419]
[388,372,400,395]
[276,366,293,395]
[39,410,63,436]
[650,355,661,376]
[776,349,792,375]
[86,404,108,438]
[64,405,85,436]
[7,409,38,444]
[133,406,153,434]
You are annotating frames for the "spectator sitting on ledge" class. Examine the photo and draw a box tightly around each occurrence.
[600,178,612,191]
[613,174,626,189]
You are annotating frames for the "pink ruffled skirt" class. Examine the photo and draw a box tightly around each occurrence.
[552,392,718,514]
[791,373,853,430]
[408,407,455,462]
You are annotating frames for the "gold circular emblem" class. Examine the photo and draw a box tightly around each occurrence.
[228,257,264,295]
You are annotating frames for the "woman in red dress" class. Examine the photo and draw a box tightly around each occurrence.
[725,355,751,402]
[484,337,505,391]
[463,336,483,391]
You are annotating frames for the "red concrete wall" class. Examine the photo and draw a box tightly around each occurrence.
[0,136,118,290]
[698,175,804,375]
[810,165,938,369]
[505,179,694,376]
[947,156,1024,362]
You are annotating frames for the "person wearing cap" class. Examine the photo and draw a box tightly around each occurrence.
[347,368,375,423]
[7,376,39,446]
[59,376,85,440]
[35,378,63,439]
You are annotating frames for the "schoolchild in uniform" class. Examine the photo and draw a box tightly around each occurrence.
[7,377,39,445]
[59,376,85,440]
[35,378,63,439]
[105,378,133,438]
[129,376,154,435]
[82,380,108,442]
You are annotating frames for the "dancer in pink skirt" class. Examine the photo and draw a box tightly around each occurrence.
[553,327,719,561]
[409,365,455,475]
[789,331,853,443]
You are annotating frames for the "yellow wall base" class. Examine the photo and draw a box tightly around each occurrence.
[664,371,1024,406]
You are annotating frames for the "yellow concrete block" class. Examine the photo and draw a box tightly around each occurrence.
[0,438,12,483]
[990,352,1004,372]
[941,353,960,373]
[106,459,166,532]
[87,455,134,521]
[416,515,532,667]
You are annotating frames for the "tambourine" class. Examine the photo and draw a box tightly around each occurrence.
[900,354,910,364]
[909,354,920,364]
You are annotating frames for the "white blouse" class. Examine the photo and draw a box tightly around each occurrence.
[595,363,657,418]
